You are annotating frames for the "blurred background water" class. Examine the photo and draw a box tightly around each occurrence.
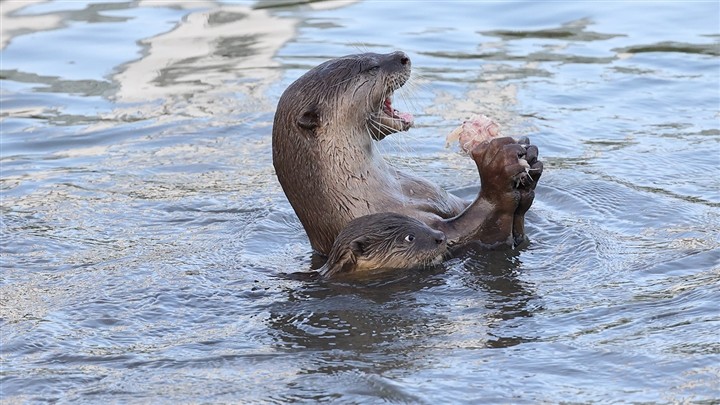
[1,0,719,403]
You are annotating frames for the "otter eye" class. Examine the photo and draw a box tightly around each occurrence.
[404,234,415,242]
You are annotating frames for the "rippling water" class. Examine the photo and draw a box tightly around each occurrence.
[2,1,719,403]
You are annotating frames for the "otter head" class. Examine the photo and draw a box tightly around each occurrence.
[319,213,447,278]
[279,51,414,144]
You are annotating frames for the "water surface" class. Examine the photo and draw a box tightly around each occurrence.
[2,0,719,403]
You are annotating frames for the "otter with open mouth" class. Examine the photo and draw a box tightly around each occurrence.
[272,51,542,257]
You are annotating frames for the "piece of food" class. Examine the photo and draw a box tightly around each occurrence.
[445,114,502,153]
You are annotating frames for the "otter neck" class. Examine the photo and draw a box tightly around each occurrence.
[317,126,389,179]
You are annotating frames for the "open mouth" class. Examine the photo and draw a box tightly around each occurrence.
[368,94,414,140]
[381,95,414,129]
[382,97,414,125]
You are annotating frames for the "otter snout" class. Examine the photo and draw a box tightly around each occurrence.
[380,51,411,73]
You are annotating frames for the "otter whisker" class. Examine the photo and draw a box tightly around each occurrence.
[368,115,413,155]
[365,122,380,147]
[349,42,371,54]
[389,94,420,159]
[366,121,395,169]
[398,76,424,116]
[407,71,433,90]
[368,116,402,135]
[364,79,382,123]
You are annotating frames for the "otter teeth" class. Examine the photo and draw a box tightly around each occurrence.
[383,97,395,117]
[379,95,414,128]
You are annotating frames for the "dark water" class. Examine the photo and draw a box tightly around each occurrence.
[2,1,719,403]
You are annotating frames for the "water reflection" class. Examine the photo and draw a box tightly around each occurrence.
[1,1,298,128]
[111,2,293,122]
[268,268,451,358]
[267,247,539,379]
[451,244,540,348]
[481,18,622,41]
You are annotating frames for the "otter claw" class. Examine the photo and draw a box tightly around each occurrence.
[513,170,533,188]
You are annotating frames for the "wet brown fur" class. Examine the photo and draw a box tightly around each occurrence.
[319,213,447,278]
[272,51,543,256]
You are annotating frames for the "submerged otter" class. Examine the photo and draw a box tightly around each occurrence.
[319,212,448,278]
[272,51,542,256]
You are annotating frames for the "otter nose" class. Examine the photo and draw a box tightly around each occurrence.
[434,231,446,245]
[397,52,410,66]
[385,51,411,69]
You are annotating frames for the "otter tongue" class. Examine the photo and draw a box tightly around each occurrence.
[396,111,414,124]
[384,97,414,124]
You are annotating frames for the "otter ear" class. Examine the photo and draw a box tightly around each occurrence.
[319,248,357,278]
[297,106,321,131]
[349,237,368,258]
